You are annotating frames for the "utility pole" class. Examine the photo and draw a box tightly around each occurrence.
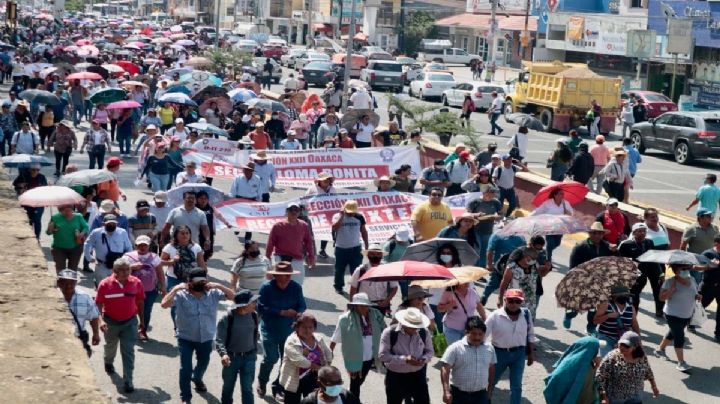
[398,0,405,53]
[214,0,220,47]
[307,0,313,46]
[337,0,344,40]
[342,0,357,113]
[488,0,498,64]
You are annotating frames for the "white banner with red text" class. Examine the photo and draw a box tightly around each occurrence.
[213,191,481,244]
[181,146,422,189]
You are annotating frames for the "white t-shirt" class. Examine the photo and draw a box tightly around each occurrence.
[161,243,203,278]
[490,97,503,113]
[354,122,374,143]
[176,171,204,185]
[280,139,301,150]
[350,91,372,109]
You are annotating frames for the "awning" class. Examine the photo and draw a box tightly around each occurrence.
[313,23,332,32]
[435,13,538,32]
[340,25,363,35]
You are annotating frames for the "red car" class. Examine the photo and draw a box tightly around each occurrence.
[621,90,677,118]
[262,45,287,60]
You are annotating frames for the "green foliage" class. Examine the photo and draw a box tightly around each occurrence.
[203,49,253,78]
[65,0,84,12]
[398,11,439,55]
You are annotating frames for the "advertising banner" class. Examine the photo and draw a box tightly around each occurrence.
[566,16,585,41]
[214,191,481,244]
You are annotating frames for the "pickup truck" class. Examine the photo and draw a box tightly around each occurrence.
[417,48,480,66]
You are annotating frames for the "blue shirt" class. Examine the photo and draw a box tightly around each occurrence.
[173,288,225,343]
[83,228,133,263]
[623,145,642,176]
[696,184,720,215]
[258,279,306,339]
[487,233,526,265]
[51,98,68,121]
[90,212,130,233]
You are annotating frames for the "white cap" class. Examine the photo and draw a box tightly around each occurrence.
[395,227,410,242]
[57,269,79,281]
[135,235,152,245]
[631,222,648,233]
[491,153,501,159]
[606,198,619,205]
[175,118,184,124]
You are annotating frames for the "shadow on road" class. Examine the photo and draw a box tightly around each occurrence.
[116,386,172,403]
[137,338,178,358]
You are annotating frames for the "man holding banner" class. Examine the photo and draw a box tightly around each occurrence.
[331,200,369,295]
[266,202,316,285]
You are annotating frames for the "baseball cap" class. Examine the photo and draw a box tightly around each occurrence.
[146,124,157,131]
[188,267,208,282]
[103,214,119,223]
[136,199,150,209]
[459,150,471,159]
[106,157,123,168]
[631,222,647,233]
[154,191,168,202]
[491,153,501,159]
[135,235,152,245]
[606,198,619,206]
[231,289,259,309]
[697,207,713,217]
[596,135,605,143]
[395,227,410,242]
[618,331,641,348]
[57,269,79,281]
[287,202,301,210]
[504,289,525,301]
[501,153,512,160]
[175,118,184,124]
[434,159,445,166]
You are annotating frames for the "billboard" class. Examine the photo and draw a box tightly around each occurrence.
[467,0,528,13]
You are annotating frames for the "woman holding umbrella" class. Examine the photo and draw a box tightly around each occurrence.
[499,246,548,319]
[91,103,110,130]
[427,243,462,333]
[116,108,134,157]
[437,213,480,256]
[48,121,77,176]
[46,204,88,273]
[531,187,575,263]
[13,163,48,239]
[654,264,700,372]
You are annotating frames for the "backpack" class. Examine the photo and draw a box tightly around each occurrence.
[173,244,197,281]
[226,310,259,350]
[389,327,427,355]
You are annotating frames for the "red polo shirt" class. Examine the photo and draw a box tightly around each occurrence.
[95,274,145,322]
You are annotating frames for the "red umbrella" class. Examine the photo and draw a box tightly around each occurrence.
[113,61,140,75]
[107,100,141,110]
[358,261,456,282]
[532,181,589,207]
[66,72,103,81]
[19,186,83,207]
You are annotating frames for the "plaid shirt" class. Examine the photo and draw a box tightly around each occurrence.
[68,289,100,335]
[286,106,299,122]
[81,128,111,152]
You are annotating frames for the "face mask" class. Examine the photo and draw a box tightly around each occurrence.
[440,254,453,263]
[248,251,261,258]
[679,270,691,279]
[615,296,629,305]
[324,384,343,397]
[104,224,116,232]
[368,256,382,265]
[527,260,537,266]
[191,282,206,292]
[271,114,278,119]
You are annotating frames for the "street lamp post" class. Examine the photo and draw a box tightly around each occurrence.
[341,0,357,112]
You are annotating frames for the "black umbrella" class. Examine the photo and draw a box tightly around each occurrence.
[638,249,709,266]
[192,86,229,102]
[86,65,109,79]
[244,98,287,113]
[506,113,545,131]
[18,89,61,105]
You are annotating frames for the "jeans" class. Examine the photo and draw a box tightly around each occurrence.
[477,233,491,268]
[148,172,170,192]
[178,338,214,401]
[88,145,106,169]
[221,352,257,404]
[349,359,373,400]
[72,103,84,126]
[481,270,502,306]
[701,282,720,337]
[118,135,131,155]
[24,206,44,239]
[111,119,118,141]
[299,139,308,149]
[664,314,691,349]
[494,348,526,404]
[51,245,83,273]
[262,75,271,90]
[333,245,363,291]
[444,326,464,345]
[257,331,288,391]
[39,125,53,149]
[430,304,444,333]
[545,234,562,263]
[104,316,138,386]
[54,150,71,174]
[451,385,489,404]
[588,166,605,194]
[385,368,430,404]
[143,288,158,329]
[622,122,633,138]
[498,187,517,217]
[489,112,502,135]
[631,265,664,314]
[564,310,597,334]
[167,275,182,329]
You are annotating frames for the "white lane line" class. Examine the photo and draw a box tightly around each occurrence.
[627,190,697,194]
[633,174,695,191]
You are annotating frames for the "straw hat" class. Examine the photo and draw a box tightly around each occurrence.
[348,293,375,306]
[454,212,478,225]
[251,150,269,160]
[373,175,396,188]
[343,200,359,214]
[405,285,432,301]
[589,221,610,233]
[266,261,300,276]
[315,172,335,183]
[394,307,431,329]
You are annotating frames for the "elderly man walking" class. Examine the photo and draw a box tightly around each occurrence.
[57,269,100,357]
[331,200,368,295]
[95,257,146,393]
[161,267,235,404]
[84,214,133,285]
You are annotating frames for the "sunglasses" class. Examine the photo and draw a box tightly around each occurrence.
[506,298,523,304]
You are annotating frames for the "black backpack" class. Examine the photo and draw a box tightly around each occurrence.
[173,244,197,281]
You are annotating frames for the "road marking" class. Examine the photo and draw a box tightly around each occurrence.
[634,175,695,191]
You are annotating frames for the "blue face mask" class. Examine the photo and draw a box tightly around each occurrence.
[324,384,343,397]
[679,270,691,279]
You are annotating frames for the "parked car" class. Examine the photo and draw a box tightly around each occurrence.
[359,46,393,60]
[281,48,306,67]
[423,62,452,75]
[233,39,258,53]
[404,63,423,84]
[629,111,720,165]
[622,90,678,118]
[294,52,330,70]
[409,72,456,100]
[359,60,404,93]
[396,56,416,66]
[252,57,282,84]
[302,61,336,87]
[442,82,505,111]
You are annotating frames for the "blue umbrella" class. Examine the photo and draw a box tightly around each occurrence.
[19,90,61,106]
[165,84,192,95]
[187,122,228,137]
[158,92,198,107]
[89,88,127,104]
[180,71,222,87]
[227,88,257,103]
[0,53,10,64]
[2,154,52,168]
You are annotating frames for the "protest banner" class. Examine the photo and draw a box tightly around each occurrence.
[189,138,238,156]
[214,191,481,244]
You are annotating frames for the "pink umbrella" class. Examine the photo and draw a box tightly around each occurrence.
[107,100,141,110]
[76,39,92,46]
[19,186,84,207]
[67,72,103,81]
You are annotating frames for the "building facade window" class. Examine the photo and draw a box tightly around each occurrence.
[462,37,469,51]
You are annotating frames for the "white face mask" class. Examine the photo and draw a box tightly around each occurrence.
[440,254,453,263]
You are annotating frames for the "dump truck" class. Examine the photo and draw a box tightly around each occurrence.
[503,61,622,133]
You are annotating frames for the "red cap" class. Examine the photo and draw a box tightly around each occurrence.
[459,150,471,159]
[106,157,123,168]
[504,289,525,301]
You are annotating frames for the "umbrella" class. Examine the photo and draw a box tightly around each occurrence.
[497,214,588,237]
[123,44,142,51]
[151,37,171,44]
[165,67,193,78]
[175,39,196,47]
[85,65,109,79]
[158,92,198,107]
[32,44,51,54]
[401,238,480,266]
[506,113,544,131]
[244,98,287,113]
[101,64,126,74]
[180,71,222,93]
[56,169,115,187]
[24,63,53,76]
[193,86,228,101]
[167,183,226,206]
[199,97,233,115]
[341,109,381,131]
[187,122,228,136]
[227,88,257,103]
[186,56,212,68]
[66,71,103,81]
[170,25,183,33]
[637,249,709,266]
[2,154,52,168]
[18,186,84,207]
[120,80,148,89]
[532,181,589,208]
[77,45,100,57]
[165,84,192,95]
[412,266,490,288]
[39,66,59,78]
[18,90,61,106]
[555,257,640,312]
[358,261,456,282]
[75,39,92,46]
[114,61,140,75]
[0,53,10,64]
[89,88,127,104]
[106,100,142,110]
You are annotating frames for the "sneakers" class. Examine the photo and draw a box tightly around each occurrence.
[138,329,149,342]
[653,349,668,360]
[562,316,571,330]
[676,361,691,372]
[318,250,329,259]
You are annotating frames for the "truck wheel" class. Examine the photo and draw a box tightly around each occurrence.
[630,132,645,153]
[674,141,694,165]
[503,100,514,122]
[539,109,553,132]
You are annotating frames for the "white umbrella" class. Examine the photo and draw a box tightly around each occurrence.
[167,183,226,206]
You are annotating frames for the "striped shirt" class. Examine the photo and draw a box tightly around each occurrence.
[231,256,272,291]
[68,289,100,335]
[597,302,634,340]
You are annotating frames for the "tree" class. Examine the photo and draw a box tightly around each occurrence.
[204,49,253,78]
[397,11,439,56]
[65,0,85,12]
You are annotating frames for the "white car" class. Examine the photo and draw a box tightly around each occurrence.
[409,73,456,100]
[442,82,505,111]
[233,39,258,53]
[403,63,423,84]
[281,48,306,67]
[294,52,330,70]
